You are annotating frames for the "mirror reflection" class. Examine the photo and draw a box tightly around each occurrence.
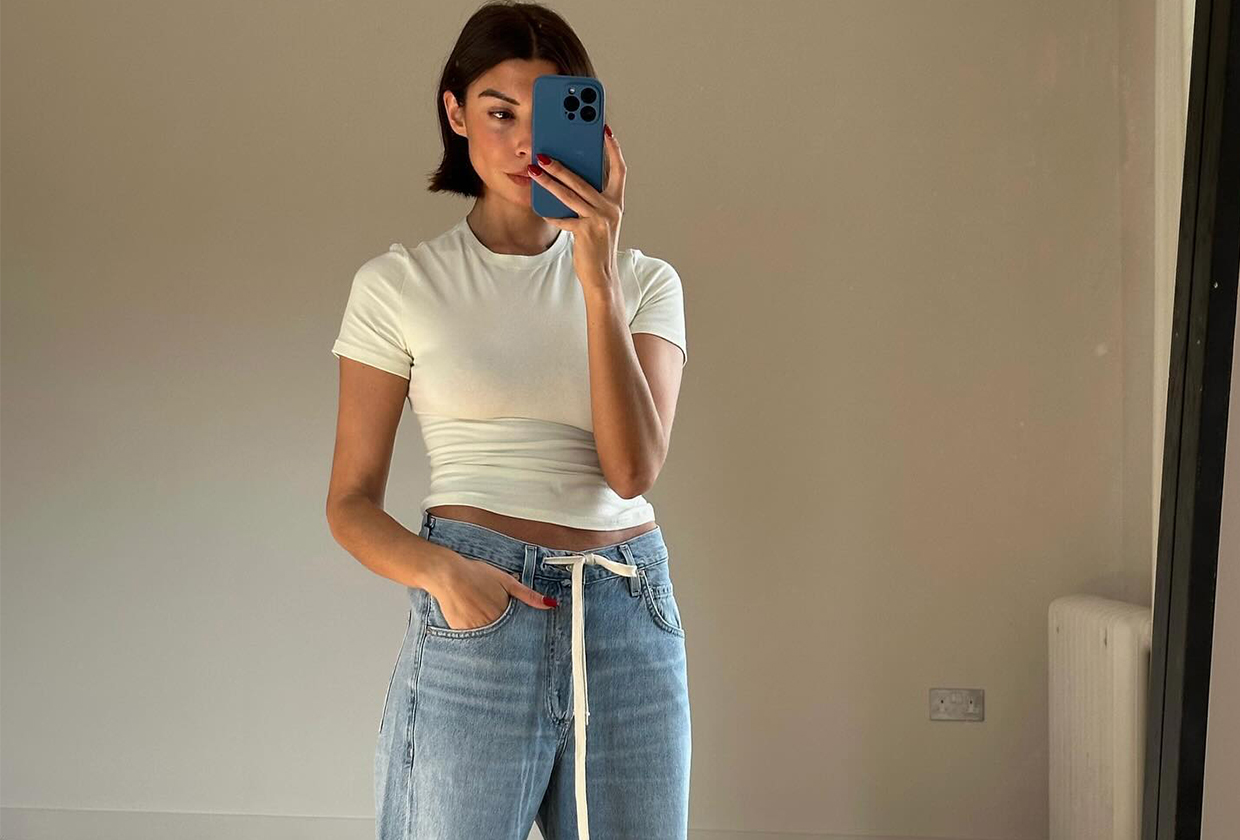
[2,1,1211,839]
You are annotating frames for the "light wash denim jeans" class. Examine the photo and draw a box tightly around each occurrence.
[374,510,691,839]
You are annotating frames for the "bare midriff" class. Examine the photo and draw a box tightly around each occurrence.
[425,504,658,551]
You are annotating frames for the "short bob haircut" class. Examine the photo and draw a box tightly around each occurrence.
[428,1,597,198]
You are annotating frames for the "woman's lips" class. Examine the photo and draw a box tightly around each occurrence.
[508,172,531,185]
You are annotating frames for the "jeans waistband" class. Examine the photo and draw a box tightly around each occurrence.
[419,509,670,583]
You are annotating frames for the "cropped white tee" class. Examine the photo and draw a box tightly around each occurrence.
[330,215,687,530]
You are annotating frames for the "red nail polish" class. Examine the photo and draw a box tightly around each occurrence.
[536,153,551,165]
[604,124,612,137]
[544,595,559,607]
[528,163,542,176]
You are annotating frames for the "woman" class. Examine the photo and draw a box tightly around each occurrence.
[326,3,690,838]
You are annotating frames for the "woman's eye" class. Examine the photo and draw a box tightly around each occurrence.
[490,111,513,121]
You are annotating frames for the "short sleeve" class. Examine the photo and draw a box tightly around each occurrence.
[330,251,413,379]
[628,249,687,366]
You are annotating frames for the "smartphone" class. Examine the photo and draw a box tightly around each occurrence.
[530,74,606,219]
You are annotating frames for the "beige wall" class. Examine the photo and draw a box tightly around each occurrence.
[1202,269,1240,838]
[1121,0,1158,604]
[2,1,1219,838]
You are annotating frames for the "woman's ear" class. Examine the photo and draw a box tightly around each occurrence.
[443,90,467,138]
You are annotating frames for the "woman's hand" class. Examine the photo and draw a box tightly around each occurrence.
[429,549,557,631]
[526,123,625,294]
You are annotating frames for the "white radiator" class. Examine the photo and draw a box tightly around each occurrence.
[1048,594,1153,840]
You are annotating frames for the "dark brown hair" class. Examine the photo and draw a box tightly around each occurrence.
[427,1,597,198]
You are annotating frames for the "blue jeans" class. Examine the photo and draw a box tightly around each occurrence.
[374,510,692,839]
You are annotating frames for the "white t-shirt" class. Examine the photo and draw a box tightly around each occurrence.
[330,215,687,530]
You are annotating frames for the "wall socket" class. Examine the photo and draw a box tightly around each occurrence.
[930,688,985,721]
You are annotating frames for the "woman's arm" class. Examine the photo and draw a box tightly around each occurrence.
[581,284,684,498]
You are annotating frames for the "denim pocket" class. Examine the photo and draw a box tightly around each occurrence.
[641,558,685,638]
[423,556,522,638]
[425,590,518,637]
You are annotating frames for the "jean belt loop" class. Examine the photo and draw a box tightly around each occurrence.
[522,544,537,589]
[619,543,642,597]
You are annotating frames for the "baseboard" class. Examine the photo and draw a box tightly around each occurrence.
[0,807,1005,840]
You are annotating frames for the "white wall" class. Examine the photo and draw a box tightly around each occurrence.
[1201,269,1240,838]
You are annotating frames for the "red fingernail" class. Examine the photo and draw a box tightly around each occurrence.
[604,124,612,137]
[528,163,543,176]
[536,153,551,165]
[544,595,559,607]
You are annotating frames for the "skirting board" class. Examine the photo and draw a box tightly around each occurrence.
[1,808,1007,840]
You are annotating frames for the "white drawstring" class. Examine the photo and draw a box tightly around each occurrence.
[542,552,639,840]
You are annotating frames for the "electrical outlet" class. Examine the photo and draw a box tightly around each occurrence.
[930,688,984,721]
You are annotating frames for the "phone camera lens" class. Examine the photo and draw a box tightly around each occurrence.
[580,105,596,122]
[580,87,597,104]
[563,95,579,111]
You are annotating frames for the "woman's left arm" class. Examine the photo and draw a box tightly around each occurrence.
[580,285,682,497]
[529,126,681,497]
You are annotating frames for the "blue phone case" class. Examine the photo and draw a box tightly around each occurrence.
[531,74,606,219]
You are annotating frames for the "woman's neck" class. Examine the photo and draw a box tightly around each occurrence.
[467,202,560,256]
